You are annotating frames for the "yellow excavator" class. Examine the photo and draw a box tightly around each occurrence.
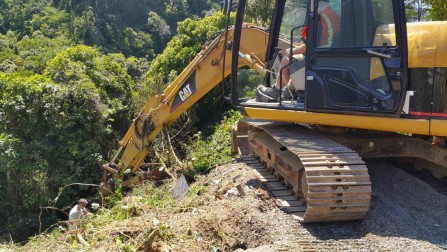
[102,0,447,223]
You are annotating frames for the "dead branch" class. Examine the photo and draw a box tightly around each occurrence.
[169,116,191,140]
[166,131,183,167]
[154,150,167,169]
[76,230,89,247]
[138,229,163,252]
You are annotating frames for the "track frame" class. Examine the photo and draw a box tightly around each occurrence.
[233,119,372,223]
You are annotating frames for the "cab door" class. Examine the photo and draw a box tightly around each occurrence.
[305,0,408,115]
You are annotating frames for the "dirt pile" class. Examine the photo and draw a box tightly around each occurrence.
[171,158,447,251]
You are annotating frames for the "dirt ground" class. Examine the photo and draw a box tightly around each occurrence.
[137,157,447,251]
[11,157,447,251]
[157,158,447,251]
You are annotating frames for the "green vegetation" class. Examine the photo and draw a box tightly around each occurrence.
[145,13,234,88]
[8,181,180,251]
[0,0,226,243]
[186,111,242,174]
[0,49,136,240]
[405,0,447,21]
[425,0,447,20]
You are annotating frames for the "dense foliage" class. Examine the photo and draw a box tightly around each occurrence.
[0,46,142,240]
[0,0,221,58]
[425,0,447,20]
[0,0,223,242]
[186,111,241,174]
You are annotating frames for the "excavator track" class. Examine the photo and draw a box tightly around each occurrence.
[234,119,372,223]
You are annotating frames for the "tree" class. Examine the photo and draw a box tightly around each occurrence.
[187,0,220,16]
[245,0,275,26]
[145,12,232,86]
[425,0,447,20]
[0,0,51,36]
[30,6,70,37]
[405,0,429,22]
[163,0,189,28]
[0,31,19,72]
[17,31,70,74]
[0,73,109,240]
[146,11,171,52]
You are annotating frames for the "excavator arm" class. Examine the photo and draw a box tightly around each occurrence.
[103,24,270,183]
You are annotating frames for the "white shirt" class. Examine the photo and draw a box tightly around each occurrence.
[69,205,87,220]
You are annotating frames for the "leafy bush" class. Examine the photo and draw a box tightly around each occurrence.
[186,110,241,174]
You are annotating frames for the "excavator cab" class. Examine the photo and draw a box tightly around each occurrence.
[232,0,409,117]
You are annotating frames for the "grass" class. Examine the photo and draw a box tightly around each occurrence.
[2,110,242,251]
[6,181,172,251]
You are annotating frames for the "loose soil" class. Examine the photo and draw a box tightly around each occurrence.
[11,158,447,251]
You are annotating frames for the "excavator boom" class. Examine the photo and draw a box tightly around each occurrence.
[107,24,270,175]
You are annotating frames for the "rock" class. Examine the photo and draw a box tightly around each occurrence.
[225,188,239,198]
[153,217,160,226]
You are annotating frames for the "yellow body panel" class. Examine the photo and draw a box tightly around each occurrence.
[243,107,433,136]
[407,22,439,68]
[430,120,447,136]
[372,21,447,69]
[435,22,447,67]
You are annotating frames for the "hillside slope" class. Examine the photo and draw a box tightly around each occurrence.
[7,158,447,251]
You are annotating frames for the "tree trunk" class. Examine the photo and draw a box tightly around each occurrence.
[6,169,19,214]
